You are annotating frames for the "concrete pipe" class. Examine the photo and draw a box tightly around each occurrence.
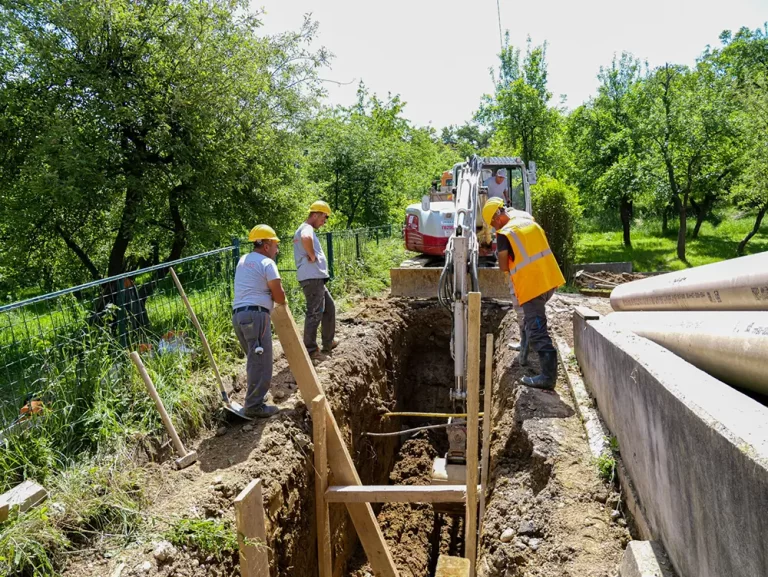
[610,252,768,312]
[603,311,768,395]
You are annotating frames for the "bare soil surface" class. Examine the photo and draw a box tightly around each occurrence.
[61,292,629,577]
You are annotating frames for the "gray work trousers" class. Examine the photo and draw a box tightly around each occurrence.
[232,309,272,409]
[300,278,336,354]
[521,289,556,354]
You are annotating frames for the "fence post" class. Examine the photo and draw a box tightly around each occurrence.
[355,232,361,260]
[116,281,127,348]
[231,237,240,281]
[325,232,335,280]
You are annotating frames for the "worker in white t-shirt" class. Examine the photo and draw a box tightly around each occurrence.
[484,168,510,205]
[232,225,286,418]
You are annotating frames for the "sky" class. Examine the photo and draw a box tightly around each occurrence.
[253,0,767,130]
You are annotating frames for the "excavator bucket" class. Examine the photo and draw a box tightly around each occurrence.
[390,258,512,300]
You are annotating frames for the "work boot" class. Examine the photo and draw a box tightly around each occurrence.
[521,350,558,390]
[322,338,340,353]
[244,403,279,419]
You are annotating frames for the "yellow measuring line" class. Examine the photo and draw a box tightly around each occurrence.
[382,412,484,419]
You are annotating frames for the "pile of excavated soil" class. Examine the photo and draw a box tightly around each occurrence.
[574,271,650,289]
[477,297,629,577]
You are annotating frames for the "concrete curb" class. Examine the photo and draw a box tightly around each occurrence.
[553,334,610,459]
[619,541,675,577]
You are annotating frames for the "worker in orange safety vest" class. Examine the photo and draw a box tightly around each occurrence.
[482,198,565,389]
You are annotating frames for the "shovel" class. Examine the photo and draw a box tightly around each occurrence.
[169,268,252,421]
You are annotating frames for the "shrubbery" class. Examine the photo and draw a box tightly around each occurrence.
[531,176,582,279]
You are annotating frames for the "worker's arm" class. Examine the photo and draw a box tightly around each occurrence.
[301,230,316,262]
[268,278,286,305]
[497,250,510,273]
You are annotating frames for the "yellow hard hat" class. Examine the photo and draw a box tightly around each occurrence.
[309,200,331,215]
[482,198,505,225]
[248,224,280,242]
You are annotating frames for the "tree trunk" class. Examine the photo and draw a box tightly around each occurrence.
[675,194,687,262]
[691,195,714,239]
[619,195,633,248]
[108,183,144,277]
[737,203,768,256]
[54,223,102,280]
[662,204,669,234]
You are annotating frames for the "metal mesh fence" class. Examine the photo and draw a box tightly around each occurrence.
[0,225,401,429]
[0,248,235,429]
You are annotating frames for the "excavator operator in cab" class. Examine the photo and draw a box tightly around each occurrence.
[482,198,565,390]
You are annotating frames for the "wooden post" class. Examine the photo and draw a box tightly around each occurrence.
[478,334,494,542]
[271,304,399,577]
[130,352,197,469]
[313,395,333,577]
[234,479,270,577]
[465,292,481,576]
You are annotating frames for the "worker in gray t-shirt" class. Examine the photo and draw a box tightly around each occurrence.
[232,225,286,418]
[293,200,338,359]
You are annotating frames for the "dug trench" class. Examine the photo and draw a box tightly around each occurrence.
[62,295,629,577]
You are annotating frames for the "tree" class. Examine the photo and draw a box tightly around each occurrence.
[478,35,562,171]
[711,25,768,254]
[440,122,491,159]
[635,63,740,261]
[306,85,458,229]
[567,53,644,247]
[0,1,328,290]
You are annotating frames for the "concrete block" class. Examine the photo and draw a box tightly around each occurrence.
[574,306,602,321]
[0,480,48,516]
[390,267,511,300]
[435,555,470,577]
[619,541,675,577]
[574,315,768,577]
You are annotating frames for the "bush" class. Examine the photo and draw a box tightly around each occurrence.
[531,176,582,278]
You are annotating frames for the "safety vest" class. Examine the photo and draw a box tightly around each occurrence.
[498,213,565,305]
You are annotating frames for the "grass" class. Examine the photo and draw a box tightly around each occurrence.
[164,518,239,562]
[576,210,768,271]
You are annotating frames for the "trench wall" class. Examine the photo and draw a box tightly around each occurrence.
[574,311,768,577]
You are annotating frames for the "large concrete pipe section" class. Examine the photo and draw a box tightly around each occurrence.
[610,252,768,311]
[602,311,768,395]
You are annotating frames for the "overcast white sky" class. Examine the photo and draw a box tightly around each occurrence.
[253,0,767,130]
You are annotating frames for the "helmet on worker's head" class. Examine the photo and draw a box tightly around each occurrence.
[248,224,280,243]
[309,200,331,216]
[496,168,507,178]
[482,198,505,226]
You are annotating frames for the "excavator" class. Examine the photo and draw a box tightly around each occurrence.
[390,155,538,479]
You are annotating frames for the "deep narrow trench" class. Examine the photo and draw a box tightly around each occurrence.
[343,303,506,577]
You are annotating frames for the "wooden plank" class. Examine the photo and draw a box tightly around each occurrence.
[325,485,469,503]
[478,333,493,542]
[234,478,270,577]
[465,292,481,577]
[435,555,470,577]
[271,304,399,577]
[0,480,47,517]
[130,352,189,459]
[313,396,333,577]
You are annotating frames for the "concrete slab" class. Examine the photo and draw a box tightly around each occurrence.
[619,541,675,577]
[574,313,768,577]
